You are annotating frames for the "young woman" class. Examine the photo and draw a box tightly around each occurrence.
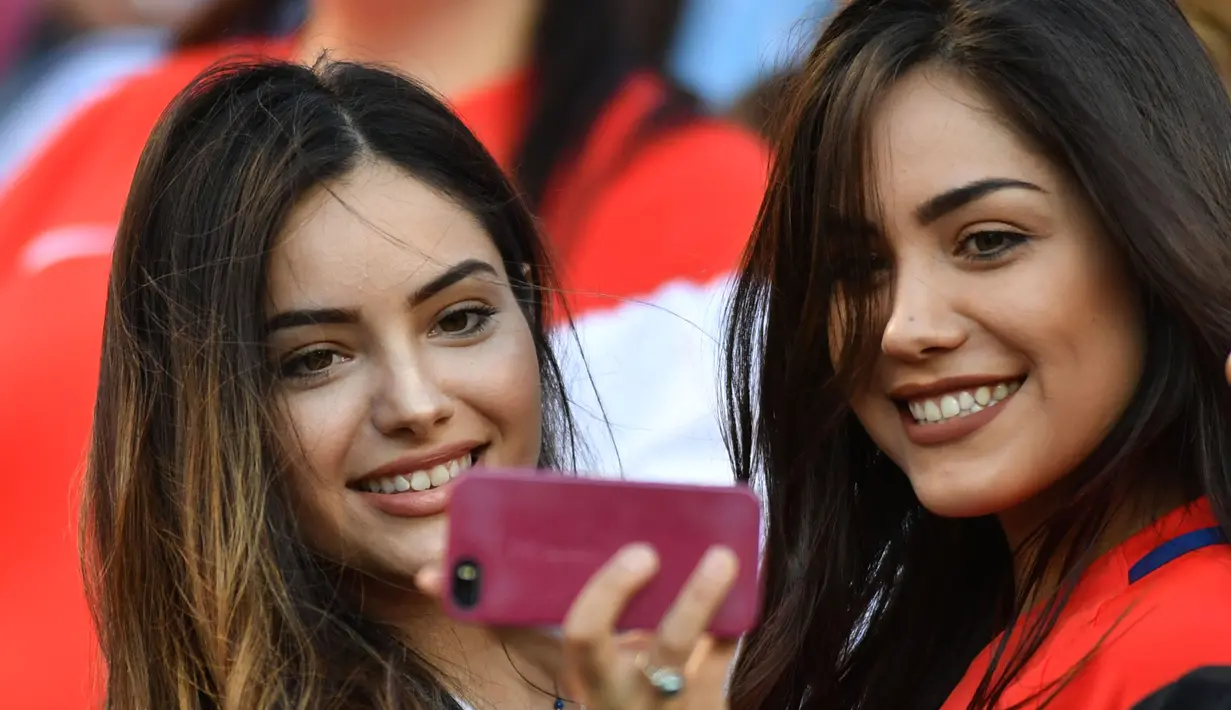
[84,58,738,710]
[724,0,1231,708]
[0,3,765,703]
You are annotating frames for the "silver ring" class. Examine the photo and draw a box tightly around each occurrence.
[637,657,686,698]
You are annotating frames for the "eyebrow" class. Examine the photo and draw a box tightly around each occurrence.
[264,258,500,334]
[914,178,1045,226]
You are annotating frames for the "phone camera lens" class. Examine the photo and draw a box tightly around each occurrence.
[452,559,481,609]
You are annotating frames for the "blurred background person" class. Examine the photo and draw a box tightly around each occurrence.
[0,0,215,181]
[0,1,831,707]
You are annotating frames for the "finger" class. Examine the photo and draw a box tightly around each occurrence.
[653,546,740,671]
[693,638,738,685]
[684,638,739,706]
[414,564,445,599]
[1225,351,1231,386]
[562,544,660,691]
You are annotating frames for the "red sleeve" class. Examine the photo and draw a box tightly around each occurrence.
[561,120,769,313]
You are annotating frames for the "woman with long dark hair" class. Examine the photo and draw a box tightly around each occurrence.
[724,0,1231,708]
[86,57,739,710]
[0,2,765,705]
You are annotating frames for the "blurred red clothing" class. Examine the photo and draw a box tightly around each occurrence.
[942,499,1231,710]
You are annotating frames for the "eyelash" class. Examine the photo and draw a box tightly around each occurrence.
[277,348,348,382]
[955,230,1028,262]
[430,303,499,339]
[275,304,500,383]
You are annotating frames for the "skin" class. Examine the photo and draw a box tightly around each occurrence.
[267,160,545,593]
[269,159,737,709]
[843,66,1147,549]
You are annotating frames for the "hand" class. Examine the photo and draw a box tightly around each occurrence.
[413,544,740,709]
[559,544,740,710]
[1225,351,1230,386]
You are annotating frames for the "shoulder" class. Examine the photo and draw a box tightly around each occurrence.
[609,73,770,205]
[1077,545,1231,706]
[568,72,769,262]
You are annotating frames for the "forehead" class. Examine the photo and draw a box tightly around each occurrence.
[867,67,1060,207]
[267,160,505,306]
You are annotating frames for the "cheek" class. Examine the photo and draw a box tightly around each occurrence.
[989,243,1145,478]
[1014,244,1143,408]
[273,386,367,544]
[443,319,544,464]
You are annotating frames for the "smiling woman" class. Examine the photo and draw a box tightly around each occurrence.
[262,160,544,579]
[84,59,739,710]
[724,0,1231,709]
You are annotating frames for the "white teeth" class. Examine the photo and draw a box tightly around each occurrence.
[357,453,475,495]
[907,379,1021,426]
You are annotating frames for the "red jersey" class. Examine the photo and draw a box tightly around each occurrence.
[942,499,1231,709]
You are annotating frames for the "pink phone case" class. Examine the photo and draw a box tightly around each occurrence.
[443,469,762,638]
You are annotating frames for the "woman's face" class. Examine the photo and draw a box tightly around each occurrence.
[843,67,1145,531]
[266,159,542,587]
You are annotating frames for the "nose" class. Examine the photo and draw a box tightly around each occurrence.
[880,264,967,361]
[370,351,454,437]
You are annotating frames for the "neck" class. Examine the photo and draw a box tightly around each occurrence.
[297,0,540,97]
[1000,472,1188,609]
[361,580,566,709]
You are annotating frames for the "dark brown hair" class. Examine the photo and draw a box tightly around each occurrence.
[724,0,1231,708]
[84,58,577,709]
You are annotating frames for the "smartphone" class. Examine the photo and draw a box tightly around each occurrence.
[442,469,762,638]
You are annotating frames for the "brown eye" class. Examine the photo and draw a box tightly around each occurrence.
[958,230,1028,260]
[431,305,498,338]
[437,311,479,334]
[279,349,344,379]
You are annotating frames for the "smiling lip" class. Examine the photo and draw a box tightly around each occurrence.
[891,375,1025,446]
[353,442,484,518]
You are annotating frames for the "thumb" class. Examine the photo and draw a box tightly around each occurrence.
[1225,351,1231,387]
[414,563,445,600]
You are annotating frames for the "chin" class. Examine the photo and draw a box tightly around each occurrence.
[907,471,1033,520]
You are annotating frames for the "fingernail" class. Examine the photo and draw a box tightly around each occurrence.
[699,546,738,580]
[621,544,658,574]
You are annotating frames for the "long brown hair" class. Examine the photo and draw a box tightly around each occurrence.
[83,58,578,709]
[724,0,1231,708]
